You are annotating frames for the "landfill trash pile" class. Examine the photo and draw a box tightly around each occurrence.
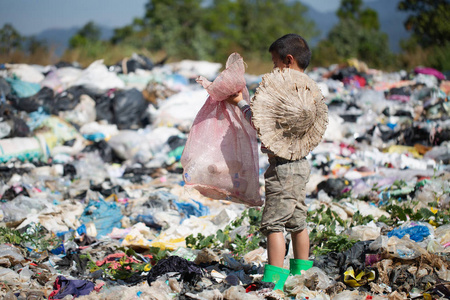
[0,56,449,300]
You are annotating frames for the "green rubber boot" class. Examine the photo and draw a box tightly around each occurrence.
[289,259,314,275]
[262,264,290,291]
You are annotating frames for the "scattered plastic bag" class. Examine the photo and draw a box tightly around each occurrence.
[108,130,153,163]
[347,222,381,241]
[72,59,125,90]
[6,64,45,83]
[0,245,26,267]
[387,224,430,242]
[1,195,53,223]
[58,94,96,126]
[0,135,49,163]
[0,267,20,284]
[121,222,156,249]
[181,53,261,206]
[435,224,450,246]
[285,267,335,292]
[332,290,363,300]
[11,87,54,113]
[112,88,149,129]
[387,236,428,259]
[80,196,123,238]
[5,76,41,98]
[343,266,376,287]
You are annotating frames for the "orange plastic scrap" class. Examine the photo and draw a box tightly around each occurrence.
[440,80,450,95]
[373,80,415,92]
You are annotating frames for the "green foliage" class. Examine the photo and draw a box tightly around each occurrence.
[314,0,394,69]
[0,23,51,64]
[148,246,169,264]
[350,211,375,226]
[111,18,146,46]
[327,16,393,69]
[337,0,363,20]
[391,180,407,189]
[311,40,343,68]
[424,41,450,71]
[142,0,213,60]
[205,0,318,61]
[359,9,380,31]
[83,248,149,281]
[385,203,450,226]
[398,0,450,47]
[0,23,24,54]
[307,206,357,256]
[337,0,379,30]
[396,1,450,70]
[186,233,218,249]
[6,0,449,72]
[313,235,358,257]
[105,0,318,62]
[69,21,101,49]
[0,223,62,251]
[61,43,149,67]
[0,227,23,245]
[398,37,450,72]
[186,208,263,258]
[27,36,48,54]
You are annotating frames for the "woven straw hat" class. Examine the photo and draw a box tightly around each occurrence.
[251,68,328,160]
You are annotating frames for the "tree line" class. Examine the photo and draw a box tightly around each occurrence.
[1,0,449,72]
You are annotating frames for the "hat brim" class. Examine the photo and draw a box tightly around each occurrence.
[251,68,328,160]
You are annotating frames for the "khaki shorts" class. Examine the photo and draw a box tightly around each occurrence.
[260,156,310,236]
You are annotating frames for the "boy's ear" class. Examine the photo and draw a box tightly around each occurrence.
[286,55,295,67]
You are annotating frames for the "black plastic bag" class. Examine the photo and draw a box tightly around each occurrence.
[147,256,203,285]
[317,178,352,198]
[95,93,115,123]
[112,88,148,129]
[11,87,54,113]
[50,86,88,114]
[0,77,11,98]
[314,240,374,280]
[0,103,30,137]
[113,54,154,74]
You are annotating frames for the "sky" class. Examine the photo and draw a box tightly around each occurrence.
[0,0,344,36]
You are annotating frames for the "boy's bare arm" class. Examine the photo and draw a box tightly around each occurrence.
[225,92,243,106]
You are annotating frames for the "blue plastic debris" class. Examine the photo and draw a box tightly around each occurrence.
[135,214,161,230]
[175,200,210,220]
[387,225,430,242]
[80,198,123,238]
[5,76,41,98]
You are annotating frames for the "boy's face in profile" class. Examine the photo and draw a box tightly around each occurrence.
[271,52,286,70]
[271,51,302,72]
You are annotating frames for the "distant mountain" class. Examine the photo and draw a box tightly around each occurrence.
[34,26,114,56]
[305,0,411,53]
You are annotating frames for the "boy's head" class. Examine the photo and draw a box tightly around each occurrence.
[269,34,311,72]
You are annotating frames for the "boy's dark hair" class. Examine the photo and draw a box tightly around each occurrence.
[269,33,311,70]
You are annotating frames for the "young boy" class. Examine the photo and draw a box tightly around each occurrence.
[227,33,322,290]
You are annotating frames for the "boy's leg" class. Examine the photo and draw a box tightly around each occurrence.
[291,228,309,260]
[290,229,313,275]
[262,157,309,267]
[267,232,285,268]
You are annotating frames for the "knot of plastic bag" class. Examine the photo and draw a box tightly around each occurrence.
[196,53,246,102]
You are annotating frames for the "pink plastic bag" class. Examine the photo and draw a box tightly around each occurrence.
[181,53,262,206]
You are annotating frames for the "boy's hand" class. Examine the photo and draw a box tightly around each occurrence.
[225,91,243,106]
